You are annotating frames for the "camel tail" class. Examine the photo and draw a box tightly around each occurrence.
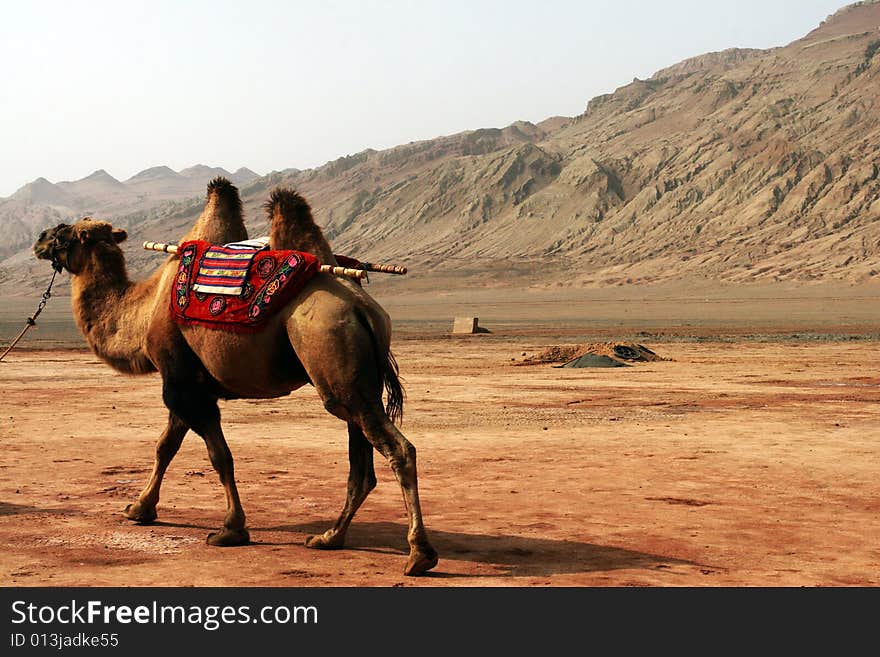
[354,308,405,425]
[383,348,405,426]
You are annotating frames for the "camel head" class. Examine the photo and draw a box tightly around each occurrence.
[34,219,127,274]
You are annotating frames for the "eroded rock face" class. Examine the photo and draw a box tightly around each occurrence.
[5,3,880,295]
[298,3,880,285]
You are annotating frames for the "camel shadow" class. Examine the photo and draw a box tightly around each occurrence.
[143,517,702,577]
[269,519,698,577]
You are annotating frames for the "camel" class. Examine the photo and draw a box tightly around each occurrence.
[32,178,438,576]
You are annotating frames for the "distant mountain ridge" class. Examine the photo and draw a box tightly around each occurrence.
[0,164,261,279]
[10,177,79,206]
[2,1,879,296]
[2,164,261,205]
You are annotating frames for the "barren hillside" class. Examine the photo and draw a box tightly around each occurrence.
[2,1,879,296]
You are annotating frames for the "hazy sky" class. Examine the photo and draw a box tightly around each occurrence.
[0,0,847,196]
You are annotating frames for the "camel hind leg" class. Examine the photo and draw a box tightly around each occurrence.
[305,423,376,549]
[356,407,438,576]
[311,397,437,576]
[287,304,438,575]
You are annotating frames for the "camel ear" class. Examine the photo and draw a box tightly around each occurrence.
[112,228,128,243]
[77,222,116,244]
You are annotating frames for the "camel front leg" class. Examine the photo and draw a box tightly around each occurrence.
[124,412,188,523]
[200,425,249,546]
[162,380,250,547]
[306,423,376,549]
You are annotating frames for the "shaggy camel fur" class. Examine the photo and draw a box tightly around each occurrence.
[32,179,438,576]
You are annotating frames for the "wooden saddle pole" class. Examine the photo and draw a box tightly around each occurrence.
[143,241,369,280]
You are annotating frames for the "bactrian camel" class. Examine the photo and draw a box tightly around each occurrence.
[32,178,438,576]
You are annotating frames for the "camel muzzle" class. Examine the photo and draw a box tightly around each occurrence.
[33,224,73,272]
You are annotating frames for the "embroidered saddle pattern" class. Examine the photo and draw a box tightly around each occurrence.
[191,239,269,296]
[171,239,319,332]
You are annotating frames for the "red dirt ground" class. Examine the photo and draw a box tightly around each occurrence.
[1,338,879,586]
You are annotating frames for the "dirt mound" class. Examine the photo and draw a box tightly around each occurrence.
[517,341,666,366]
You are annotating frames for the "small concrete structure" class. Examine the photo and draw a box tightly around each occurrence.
[452,317,480,334]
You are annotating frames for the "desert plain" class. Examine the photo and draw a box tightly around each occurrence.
[1,281,878,586]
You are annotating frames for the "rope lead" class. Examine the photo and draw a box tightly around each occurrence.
[0,267,61,362]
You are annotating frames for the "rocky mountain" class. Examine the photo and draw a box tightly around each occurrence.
[10,177,79,207]
[230,167,260,184]
[178,165,260,187]
[179,165,230,180]
[123,166,196,200]
[2,1,879,296]
[56,170,130,209]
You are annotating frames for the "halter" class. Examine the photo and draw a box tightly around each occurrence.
[48,226,72,272]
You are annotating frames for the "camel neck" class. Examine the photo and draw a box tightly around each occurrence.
[71,245,156,375]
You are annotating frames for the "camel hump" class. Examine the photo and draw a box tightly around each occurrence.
[265,188,311,218]
[266,188,337,263]
[182,177,246,244]
[207,176,239,198]
[204,176,243,218]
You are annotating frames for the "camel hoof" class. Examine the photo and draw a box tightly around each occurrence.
[206,527,250,547]
[404,547,439,576]
[305,530,345,550]
[123,502,157,524]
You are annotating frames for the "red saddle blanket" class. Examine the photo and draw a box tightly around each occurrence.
[170,240,320,332]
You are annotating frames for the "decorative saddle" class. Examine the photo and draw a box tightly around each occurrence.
[170,239,320,332]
